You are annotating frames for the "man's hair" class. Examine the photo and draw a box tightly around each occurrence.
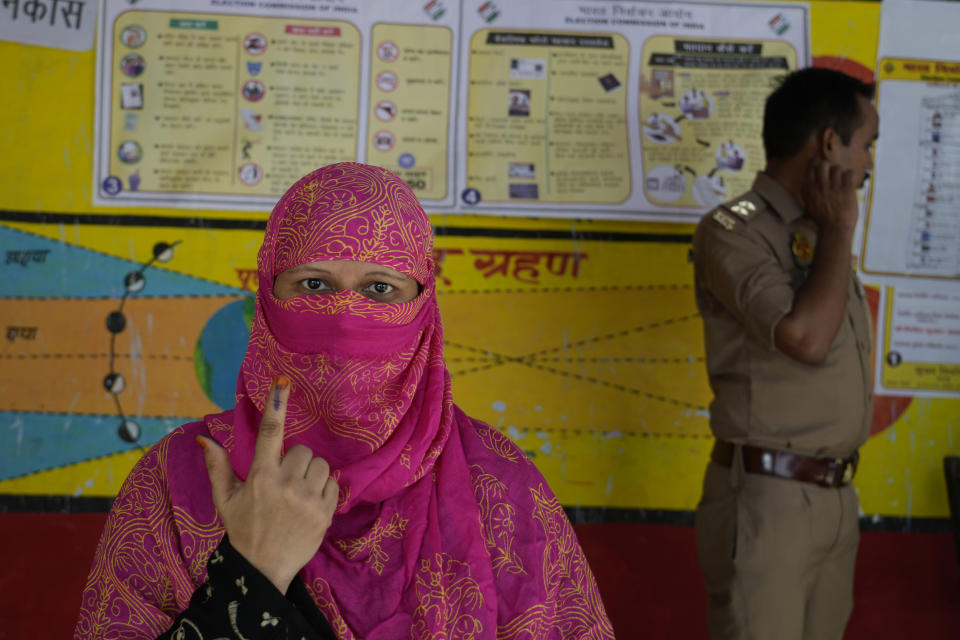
[762,67,875,160]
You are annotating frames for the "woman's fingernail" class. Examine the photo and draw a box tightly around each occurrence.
[196,435,222,450]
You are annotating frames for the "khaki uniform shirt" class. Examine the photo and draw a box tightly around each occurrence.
[693,172,874,458]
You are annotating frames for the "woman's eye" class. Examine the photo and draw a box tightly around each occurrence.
[365,282,394,296]
[301,278,329,292]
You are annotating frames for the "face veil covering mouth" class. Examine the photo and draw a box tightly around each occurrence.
[224,161,451,510]
[75,162,614,640]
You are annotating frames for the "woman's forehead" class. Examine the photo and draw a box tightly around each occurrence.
[262,163,435,284]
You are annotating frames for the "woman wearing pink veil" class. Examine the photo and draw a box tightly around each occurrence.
[75,163,614,639]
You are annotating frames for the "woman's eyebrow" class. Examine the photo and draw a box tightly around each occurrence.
[290,266,332,275]
[364,270,410,281]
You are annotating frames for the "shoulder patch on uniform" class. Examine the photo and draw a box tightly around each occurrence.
[712,210,738,230]
[729,199,757,217]
[722,194,763,222]
[709,192,765,230]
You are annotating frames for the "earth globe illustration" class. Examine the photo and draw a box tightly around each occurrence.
[194,296,254,409]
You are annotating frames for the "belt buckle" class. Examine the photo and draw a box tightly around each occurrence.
[828,456,856,487]
[839,458,854,485]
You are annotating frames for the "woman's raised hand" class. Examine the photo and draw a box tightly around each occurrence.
[197,376,339,593]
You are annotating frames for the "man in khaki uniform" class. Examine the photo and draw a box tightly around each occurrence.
[693,68,879,639]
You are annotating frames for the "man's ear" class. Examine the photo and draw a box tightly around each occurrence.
[820,126,841,161]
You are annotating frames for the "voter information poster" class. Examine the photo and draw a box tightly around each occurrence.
[879,286,960,394]
[94,0,459,210]
[637,36,797,210]
[864,59,960,281]
[94,0,808,220]
[464,29,632,206]
[105,12,362,201]
[863,0,960,397]
[455,1,807,218]
[366,22,453,202]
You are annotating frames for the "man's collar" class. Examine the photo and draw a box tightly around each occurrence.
[752,172,805,223]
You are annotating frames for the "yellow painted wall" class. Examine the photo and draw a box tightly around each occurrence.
[2,1,957,521]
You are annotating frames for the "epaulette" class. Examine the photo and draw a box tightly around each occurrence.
[710,193,763,230]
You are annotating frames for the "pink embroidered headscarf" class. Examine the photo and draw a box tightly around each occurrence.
[219,161,451,509]
[210,162,495,635]
[76,162,614,640]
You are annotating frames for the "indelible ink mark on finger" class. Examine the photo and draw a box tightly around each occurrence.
[271,375,290,410]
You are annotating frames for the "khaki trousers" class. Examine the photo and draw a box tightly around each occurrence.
[695,459,859,640]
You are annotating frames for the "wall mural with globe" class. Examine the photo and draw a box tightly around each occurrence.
[195,296,255,411]
[0,212,954,526]
[0,223,249,495]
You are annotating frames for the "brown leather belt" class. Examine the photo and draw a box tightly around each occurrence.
[711,440,859,488]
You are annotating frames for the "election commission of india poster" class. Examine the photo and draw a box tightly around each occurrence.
[860,0,960,397]
[637,36,796,210]
[93,0,456,210]
[93,0,809,221]
[457,0,806,218]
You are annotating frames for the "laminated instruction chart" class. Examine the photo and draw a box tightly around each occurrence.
[104,13,362,200]
[455,0,806,218]
[863,57,960,394]
[864,58,960,280]
[94,0,808,220]
[95,0,454,209]
[637,36,796,209]
[464,30,632,205]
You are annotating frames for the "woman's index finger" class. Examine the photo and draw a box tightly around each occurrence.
[250,376,291,471]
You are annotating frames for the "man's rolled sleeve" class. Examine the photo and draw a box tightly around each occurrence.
[695,222,794,350]
[744,286,794,350]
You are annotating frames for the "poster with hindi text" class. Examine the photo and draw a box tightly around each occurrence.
[93,0,459,210]
[93,0,808,222]
[861,0,960,397]
[455,0,807,219]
